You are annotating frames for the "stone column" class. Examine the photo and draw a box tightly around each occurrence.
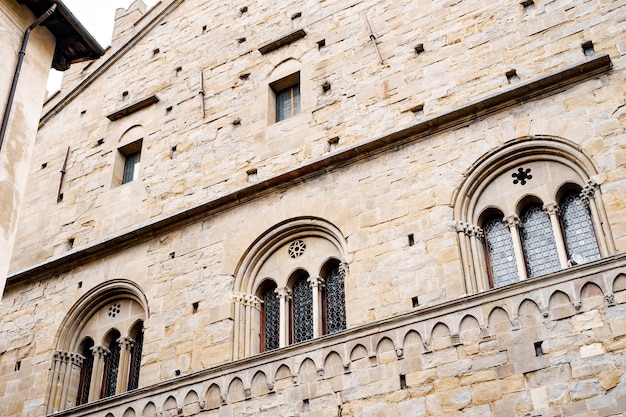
[116,337,135,394]
[275,287,292,347]
[505,215,527,281]
[88,345,109,402]
[544,203,568,268]
[308,276,325,338]
[468,225,486,292]
[455,221,475,294]
[46,351,65,414]
[581,179,611,256]
[60,353,84,410]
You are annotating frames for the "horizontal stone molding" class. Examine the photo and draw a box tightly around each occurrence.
[9,54,612,287]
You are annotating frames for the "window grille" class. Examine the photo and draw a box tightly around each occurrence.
[325,266,346,334]
[293,276,313,343]
[128,326,143,391]
[262,285,280,351]
[520,204,560,278]
[560,191,600,263]
[77,339,94,405]
[484,217,519,287]
[103,334,121,398]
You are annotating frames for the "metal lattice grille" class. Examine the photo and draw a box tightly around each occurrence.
[520,203,560,278]
[104,338,120,398]
[128,329,143,391]
[263,286,280,351]
[560,191,600,263]
[325,266,346,334]
[484,217,519,287]
[78,343,94,405]
[293,277,313,343]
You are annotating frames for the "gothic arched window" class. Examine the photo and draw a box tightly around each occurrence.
[483,214,518,288]
[292,271,314,344]
[103,330,121,398]
[260,282,280,352]
[560,190,601,264]
[323,262,347,335]
[76,338,94,406]
[519,203,560,278]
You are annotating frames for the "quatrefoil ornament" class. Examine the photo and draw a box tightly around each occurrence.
[512,167,532,185]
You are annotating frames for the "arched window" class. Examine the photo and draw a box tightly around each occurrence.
[323,261,347,335]
[47,280,148,413]
[128,322,143,391]
[76,338,94,406]
[232,218,349,359]
[519,202,560,278]
[560,190,601,264]
[260,282,280,352]
[453,137,614,293]
[103,330,121,398]
[292,270,313,344]
[483,214,518,288]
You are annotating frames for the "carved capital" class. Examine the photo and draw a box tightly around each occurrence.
[338,262,349,278]
[90,345,110,359]
[504,215,520,229]
[307,276,325,288]
[229,292,262,308]
[543,203,560,217]
[275,287,292,300]
[117,336,135,351]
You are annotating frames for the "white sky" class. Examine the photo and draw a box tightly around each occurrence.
[47,0,158,92]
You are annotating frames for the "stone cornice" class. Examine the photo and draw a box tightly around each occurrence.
[8,54,612,287]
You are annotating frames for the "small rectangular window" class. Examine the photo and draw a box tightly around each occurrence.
[122,151,141,184]
[115,139,143,186]
[275,84,300,121]
[270,72,301,123]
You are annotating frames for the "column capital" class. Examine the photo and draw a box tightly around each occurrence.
[275,286,292,300]
[580,178,599,206]
[504,215,520,228]
[117,336,135,351]
[543,202,560,217]
[454,221,483,238]
[90,345,110,359]
[307,276,325,288]
[229,292,262,308]
[338,261,349,278]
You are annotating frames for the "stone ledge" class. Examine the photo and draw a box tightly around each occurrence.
[9,54,612,287]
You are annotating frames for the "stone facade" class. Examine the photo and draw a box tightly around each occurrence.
[1,0,626,416]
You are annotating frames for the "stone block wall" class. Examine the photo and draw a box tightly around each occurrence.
[1,0,626,416]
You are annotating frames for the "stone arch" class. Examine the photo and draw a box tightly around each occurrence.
[227,377,245,403]
[518,298,543,327]
[580,281,604,310]
[205,383,222,410]
[459,315,481,343]
[323,351,344,378]
[122,407,136,417]
[431,322,452,350]
[613,273,626,304]
[274,364,293,390]
[376,337,397,364]
[183,390,201,415]
[298,357,318,384]
[46,279,148,414]
[54,279,149,352]
[105,414,114,417]
[162,396,178,416]
[488,307,512,333]
[142,402,157,417]
[251,370,270,397]
[453,136,613,293]
[232,217,349,359]
[401,330,423,373]
[549,290,576,320]
[350,343,370,369]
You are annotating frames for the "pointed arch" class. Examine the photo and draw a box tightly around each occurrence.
[205,384,222,410]
[251,371,270,397]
